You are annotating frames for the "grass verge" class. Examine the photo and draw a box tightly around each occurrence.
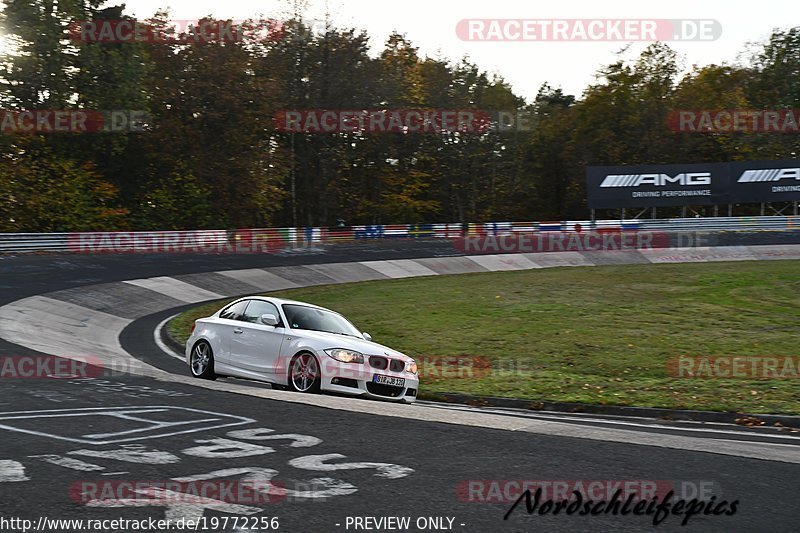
[169,260,800,414]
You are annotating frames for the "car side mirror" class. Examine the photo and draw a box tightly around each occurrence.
[260,313,279,326]
[362,332,372,341]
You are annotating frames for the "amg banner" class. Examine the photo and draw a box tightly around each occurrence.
[586,163,730,209]
[730,160,800,203]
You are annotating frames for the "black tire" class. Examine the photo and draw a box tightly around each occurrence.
[189,340,217,380]
[288,352,321,393]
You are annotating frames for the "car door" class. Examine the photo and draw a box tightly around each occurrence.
[213,300,250,364]
[228,299,286,376]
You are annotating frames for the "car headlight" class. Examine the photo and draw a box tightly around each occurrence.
[325,348,364,364]
[407,359,418,374]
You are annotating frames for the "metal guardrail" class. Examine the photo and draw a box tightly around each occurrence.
[620,216,799,232]
[0,216,797,254]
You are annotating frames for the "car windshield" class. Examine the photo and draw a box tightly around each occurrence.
[282,304,363,337]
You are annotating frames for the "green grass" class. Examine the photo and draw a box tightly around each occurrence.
[169,260,800,414]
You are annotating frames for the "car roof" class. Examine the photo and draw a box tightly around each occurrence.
[232,295,328,311]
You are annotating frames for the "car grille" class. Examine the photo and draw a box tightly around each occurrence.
[369,356,388,370]
[369,356,405,372]
[367,382,405,397]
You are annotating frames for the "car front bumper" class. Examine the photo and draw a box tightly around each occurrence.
[317,357,419,403]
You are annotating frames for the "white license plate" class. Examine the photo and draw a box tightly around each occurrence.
[373,374,405,387]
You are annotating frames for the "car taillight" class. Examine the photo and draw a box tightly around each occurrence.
[191,322,197,334]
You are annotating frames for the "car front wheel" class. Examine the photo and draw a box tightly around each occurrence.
[288,352,321,393]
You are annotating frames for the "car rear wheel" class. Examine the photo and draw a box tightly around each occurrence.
[190,341,217,380]
[289,352,321,393]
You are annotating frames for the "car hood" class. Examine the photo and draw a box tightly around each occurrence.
[288,329,412,361]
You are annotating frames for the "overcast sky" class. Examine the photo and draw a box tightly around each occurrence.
[111,0,797,102]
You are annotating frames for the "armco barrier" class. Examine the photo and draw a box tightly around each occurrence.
[0,216,797,254]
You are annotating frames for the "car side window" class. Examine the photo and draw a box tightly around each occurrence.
[219,300,249,321]
[242,300,281,325]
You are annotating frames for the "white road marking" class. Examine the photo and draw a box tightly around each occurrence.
[217,268,298,291]
[384,259,439,277]
[173,467,283,497]
[286,477,358,499]
[82,414,223,439]
[0,406,254,445]
[305,263,382,283]
[154,314,185,361]
[0,460,29,482]
[70,446,180,465]
[288,454,414,479]
[173,467,286,503]
[30,454,105,472]
[180,438,275,459]
[85,487,261,522]
[173,468,357,500]
[173,467,277,483]
[464,254,540,271]
[356,260,416,279]
[123,277,224,303]
[226,428,322,447]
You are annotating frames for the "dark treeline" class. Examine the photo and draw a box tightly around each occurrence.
[0,1,798,231]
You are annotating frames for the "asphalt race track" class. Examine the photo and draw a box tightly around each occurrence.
[1,240,799,533]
